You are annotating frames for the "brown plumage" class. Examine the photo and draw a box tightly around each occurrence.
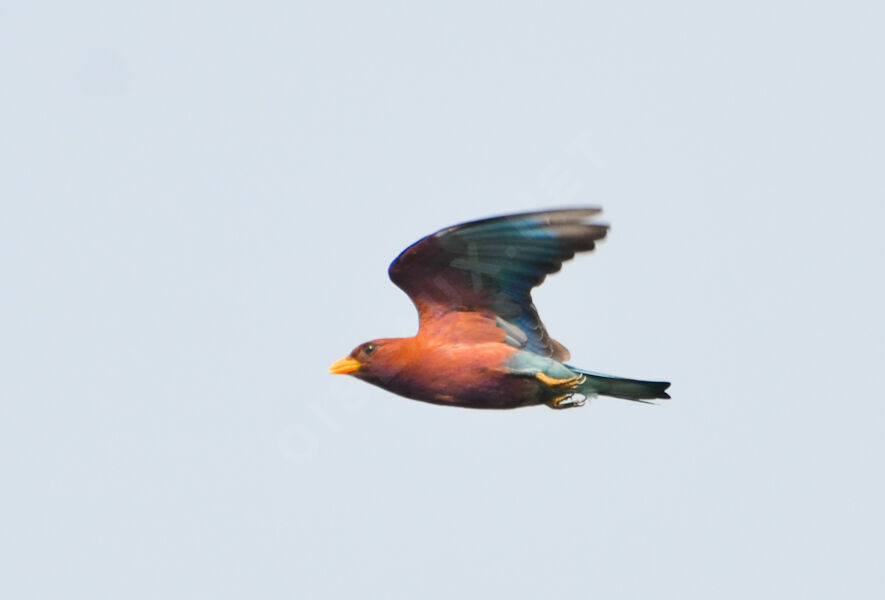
[330,208,670,409]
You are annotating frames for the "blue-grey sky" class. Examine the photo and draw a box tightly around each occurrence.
[2,1,884,598]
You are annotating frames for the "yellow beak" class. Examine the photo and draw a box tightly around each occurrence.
[329,356,362,375]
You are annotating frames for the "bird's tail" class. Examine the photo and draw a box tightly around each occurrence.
[570,367,671,402]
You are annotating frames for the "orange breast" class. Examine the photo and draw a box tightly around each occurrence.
[381,331,537,408]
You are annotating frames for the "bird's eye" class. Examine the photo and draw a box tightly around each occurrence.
[363,344,377,356]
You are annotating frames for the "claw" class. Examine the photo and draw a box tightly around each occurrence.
[548,393,587,409]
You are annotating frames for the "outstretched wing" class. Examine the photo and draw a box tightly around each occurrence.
[388,208,608,360]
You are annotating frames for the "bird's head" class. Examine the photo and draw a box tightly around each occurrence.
[328,339,402,382]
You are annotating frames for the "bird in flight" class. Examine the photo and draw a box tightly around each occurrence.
[329,208,669,409]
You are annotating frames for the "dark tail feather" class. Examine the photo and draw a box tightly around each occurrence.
[570,367,671,402]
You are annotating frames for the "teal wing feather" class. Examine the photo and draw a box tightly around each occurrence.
[388,208,608,360]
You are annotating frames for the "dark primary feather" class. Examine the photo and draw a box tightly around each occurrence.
[388,208,608,359]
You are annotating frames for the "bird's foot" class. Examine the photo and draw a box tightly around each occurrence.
[536,372,586,389]
[548,393,587,409]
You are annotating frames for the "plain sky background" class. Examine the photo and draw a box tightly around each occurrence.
[2,1,884,598]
